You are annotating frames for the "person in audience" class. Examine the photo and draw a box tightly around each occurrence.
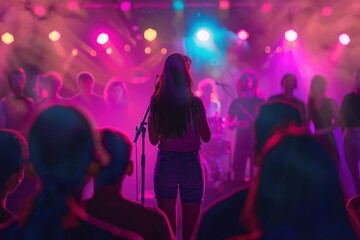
[307,74,341,161]
[100,78,132,134]
[148,53,211,240]
[268,73,307,125]
[3,68,36,216]
[240,126,357,239]
[86,127,174,239]
[226,72,264,186]
[341,68,360,194]
[1,105,141,240]
[0,130,27,225]
[193,100,303,240]
[35,72,64,110]
[2,68,34,133]
[71,71,105,125]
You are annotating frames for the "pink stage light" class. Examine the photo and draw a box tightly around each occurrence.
[33,5,47,18]
[97,33,109,45]
[120,1,131,12]
[321,6,332,17]
[219,0,230,10]
[261,2,272,13]
[237,29,249,41]
[338,33,350,45]
[67,1,79,11]
[285,30,298,42]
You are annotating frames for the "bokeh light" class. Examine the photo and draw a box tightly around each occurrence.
[219,0,230,10]
[285,29,298,42]
[237,29,249,41]
[33,4,47,18]
[124,44,131,52]
[338,33,350,45]
[67,1,79,11]
[120,1,131,12]
[48,30,61,42]
[106,48,113,54]
[196,29,210,42]
[173,0,185,11]
[264,46,271,53]
[2,32,14,44]
[161,48,168,54]
[71,48,79,56]
[144,28,157,42]
[321,6,332,17]
[97,33,109,45]
[144,47,152,54]
[261,2,273,13]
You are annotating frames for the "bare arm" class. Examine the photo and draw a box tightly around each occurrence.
[197,98,211,143]
[148,110,159,146]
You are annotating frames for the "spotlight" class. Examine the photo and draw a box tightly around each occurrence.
[338,33,350,45]
[49,30,61,42]
[120,1,131,12]
[219,0,230,10]
[196,29,210,42]
[97,33,109,45]
[144,28,157,42]
[237,29,249,41]
[1,32,14,44]
[285,29,297,42]
[173,0,185,11]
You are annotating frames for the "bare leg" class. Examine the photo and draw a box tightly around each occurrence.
[181,201,201,240]
[157,198,177,235]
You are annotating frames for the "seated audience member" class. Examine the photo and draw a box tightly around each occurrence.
[86,127,174,240]
[0,105,142,240]
[193,101,303,240]
[241,126,356,239]
[0,130,27,225]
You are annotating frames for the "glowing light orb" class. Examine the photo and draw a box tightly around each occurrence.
[338,33,350,45]
[219,0,230,10]
[72,48,79,56]
[144,47,152,54]
[106,48,113,54]
[49,30,61,42]
[144,28,157,42]
[124,44,131,52]
[237,29,249,41]
[97,33,109,45]
[1,32,14,44]
[285,30,298,42]
[120,1,131,12]
[161,48,167,54]
[196,29,210,42]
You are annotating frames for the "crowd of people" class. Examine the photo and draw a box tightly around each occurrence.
[0,53,360,239]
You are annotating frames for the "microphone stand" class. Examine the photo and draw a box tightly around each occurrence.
[134,105,149,205]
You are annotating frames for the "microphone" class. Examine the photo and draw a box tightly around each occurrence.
[215,81,229,87]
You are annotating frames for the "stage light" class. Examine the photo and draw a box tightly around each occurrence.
[33,4,47,18]
[49,30,61,42]
[264,46,271,53]
[71,48,79,56]
[124,44,131,52]
[219,0,230,10]
[321,6,332,17]
[106,48,113,54]
[339,33,350,45]
[144,28,157,42]
[2,32,14,44]
[196,29,210,42]
[276,46,282,53]
[97,33,109,45]
[144,47,152,54]
[285,30,297,42]
[262,2,272,13]
[120,1,131,12]
[173,0,185,11]
[67,1,79,11]
[161,48,168,54]
[237,29,249,41]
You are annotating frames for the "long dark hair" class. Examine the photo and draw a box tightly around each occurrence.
[150,53,200,139]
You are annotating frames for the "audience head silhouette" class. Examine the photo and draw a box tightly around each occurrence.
[0,129,27,199]
[95,128,132,187]
[28,105,95,192]
[77,71,94,95]
[244,126,356,239]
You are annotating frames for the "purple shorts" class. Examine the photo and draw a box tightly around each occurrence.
[154,150,205,203]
